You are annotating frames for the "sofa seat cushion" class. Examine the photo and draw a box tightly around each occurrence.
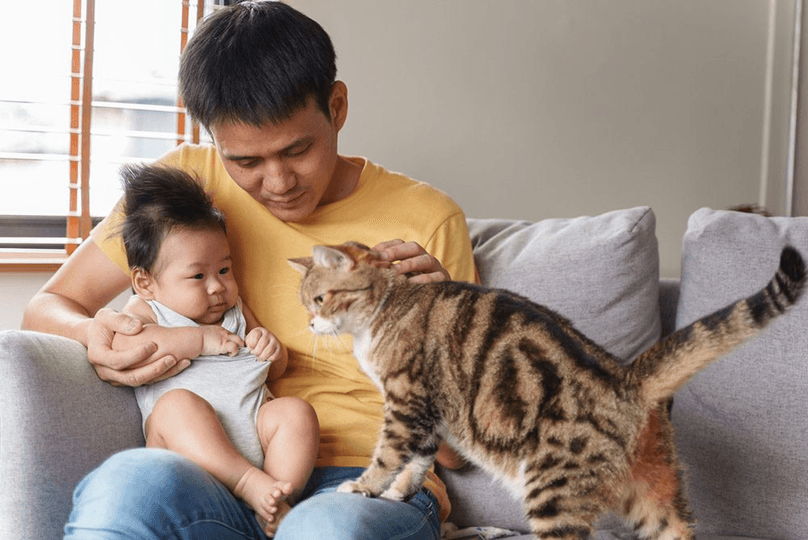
[674,208,808,539]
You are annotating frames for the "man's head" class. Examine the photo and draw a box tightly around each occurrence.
[179,1,337,130]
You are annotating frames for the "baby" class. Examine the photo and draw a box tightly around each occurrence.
[113,163,319,536]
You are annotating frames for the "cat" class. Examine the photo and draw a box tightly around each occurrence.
[289,242,805,540]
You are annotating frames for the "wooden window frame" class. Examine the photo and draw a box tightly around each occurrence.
[0,0,210,272]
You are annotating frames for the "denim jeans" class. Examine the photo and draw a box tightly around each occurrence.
[64,448,441,540]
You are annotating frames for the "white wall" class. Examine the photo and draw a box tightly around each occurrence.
[295,0,797,277]
[1,0,798,329]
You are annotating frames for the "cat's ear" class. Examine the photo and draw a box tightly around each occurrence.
[313,245,356,270]
[288,257,314,274]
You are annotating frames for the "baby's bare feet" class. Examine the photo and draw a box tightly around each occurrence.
[233,467,294,536]
[255,500,292,537]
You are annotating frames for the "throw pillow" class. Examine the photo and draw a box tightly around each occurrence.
[674,207,808,539]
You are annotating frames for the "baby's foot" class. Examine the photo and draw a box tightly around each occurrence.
[233,467,294,534]
[255,500,292,537]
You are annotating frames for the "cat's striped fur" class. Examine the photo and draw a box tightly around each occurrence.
[289,243,805,540]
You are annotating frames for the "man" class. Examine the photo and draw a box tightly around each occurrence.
[24,2,475,539]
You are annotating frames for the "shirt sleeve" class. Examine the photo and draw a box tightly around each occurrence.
[424,209,479,284]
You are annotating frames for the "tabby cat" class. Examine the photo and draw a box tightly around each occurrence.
[289,242,805,540]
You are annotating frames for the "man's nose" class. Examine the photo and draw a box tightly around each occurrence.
[261,160,296,194]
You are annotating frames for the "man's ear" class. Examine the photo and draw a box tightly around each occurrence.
[131,267,156,299]
[329,80,348,132]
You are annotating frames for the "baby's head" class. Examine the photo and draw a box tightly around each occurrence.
[121,164,238,324]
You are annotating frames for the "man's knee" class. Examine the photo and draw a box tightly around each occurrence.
[73,448,202,505]
[275,491,440,540]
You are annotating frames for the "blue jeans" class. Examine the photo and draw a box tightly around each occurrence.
[64,448,441,540]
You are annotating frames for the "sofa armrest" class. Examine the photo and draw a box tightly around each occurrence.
[0,330,144,540]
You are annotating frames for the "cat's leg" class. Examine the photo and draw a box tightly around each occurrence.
[521,450,609,539]
[521,472,600,540]
[379,453,435,500]
[620,404,695,540]
[620,476,694,540]
[338,405,441,500]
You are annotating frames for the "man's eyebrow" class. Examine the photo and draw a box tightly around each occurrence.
[221,153,256,162]
[221,137,313,161]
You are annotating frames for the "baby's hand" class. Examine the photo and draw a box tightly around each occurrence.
[200,325,243,357]
[246,327,283,362]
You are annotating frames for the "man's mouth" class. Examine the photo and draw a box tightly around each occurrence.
[267,191,305,208]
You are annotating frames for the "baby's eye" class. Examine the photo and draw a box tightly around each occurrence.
[219,267,230,275]
[193,273,205,280]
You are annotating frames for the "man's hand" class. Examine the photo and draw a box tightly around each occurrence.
[90,308,188,387]
[246,327,285,363]
[373,239,450,283]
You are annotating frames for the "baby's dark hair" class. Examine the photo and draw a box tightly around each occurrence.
[120,163,226,273]
[179,1,337,129]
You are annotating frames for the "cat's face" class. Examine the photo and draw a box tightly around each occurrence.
[289,242,393,335]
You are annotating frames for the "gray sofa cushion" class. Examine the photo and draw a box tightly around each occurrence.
[445,208,661,533]
[674,207,808,539]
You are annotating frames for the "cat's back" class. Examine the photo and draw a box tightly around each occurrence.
[378,278,626,400]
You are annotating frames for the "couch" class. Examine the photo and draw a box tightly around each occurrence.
[2,206,807,540]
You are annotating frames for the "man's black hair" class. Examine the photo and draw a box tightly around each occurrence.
[179,1,338,129]
[120,163,226,273]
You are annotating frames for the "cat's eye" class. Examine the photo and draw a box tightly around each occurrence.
[313,294,325,306]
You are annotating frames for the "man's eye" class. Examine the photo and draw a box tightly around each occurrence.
[235,159,259,169]
[286,143,311,158]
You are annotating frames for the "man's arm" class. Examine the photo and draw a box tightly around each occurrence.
[21,238,186,386]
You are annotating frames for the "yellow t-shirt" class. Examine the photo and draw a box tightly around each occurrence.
[92,144,477,521]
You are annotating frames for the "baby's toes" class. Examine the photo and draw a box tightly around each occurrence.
[255,513,278,538]
[278,481,294,497]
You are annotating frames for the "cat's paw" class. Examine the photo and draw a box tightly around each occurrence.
[379,486,407,501]
[336,480,374,497]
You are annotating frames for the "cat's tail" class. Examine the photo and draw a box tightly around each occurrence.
[629,246,805,405]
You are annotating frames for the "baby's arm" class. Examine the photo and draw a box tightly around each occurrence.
[242,302,288,381]
[112,296,243,364]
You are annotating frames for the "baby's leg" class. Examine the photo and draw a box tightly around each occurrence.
[144,389,291,529]
[254,396,320,534]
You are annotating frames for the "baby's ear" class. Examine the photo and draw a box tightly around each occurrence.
[288,257,313,274]
[131,267,156,298]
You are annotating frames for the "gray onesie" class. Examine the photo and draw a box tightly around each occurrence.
[134,298,270,469]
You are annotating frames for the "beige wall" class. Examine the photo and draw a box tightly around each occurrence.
[1,0,799,329]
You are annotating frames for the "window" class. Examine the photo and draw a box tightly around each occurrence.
[0,0,222,270]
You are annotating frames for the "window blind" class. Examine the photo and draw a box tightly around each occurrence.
[0,0,217,270]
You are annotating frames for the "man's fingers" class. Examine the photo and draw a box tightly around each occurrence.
[371,239,404,254]
[95,307,142,336]
[94,355,189,386]
[89,340,158,371]
[406,270,447,284]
